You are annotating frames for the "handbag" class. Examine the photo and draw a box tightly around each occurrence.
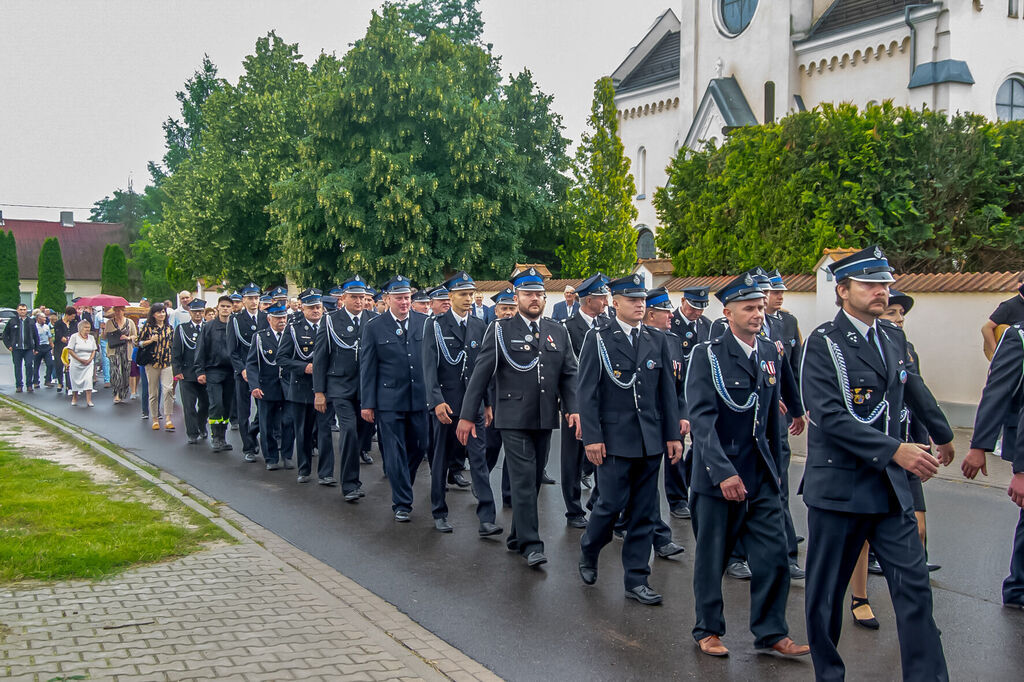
[136,328,156,366]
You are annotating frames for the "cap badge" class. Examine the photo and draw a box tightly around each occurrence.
[873,246,882,259]
[633,275,640,284]
[744,274,753,286]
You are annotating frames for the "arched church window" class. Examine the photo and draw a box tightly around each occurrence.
[719,0,758,36]
[996,76,1024,121]
[636,227,656,260]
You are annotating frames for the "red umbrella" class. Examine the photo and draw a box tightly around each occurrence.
[75,294,130,307]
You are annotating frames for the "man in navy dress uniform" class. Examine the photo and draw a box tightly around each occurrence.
[686,273,809,659]
[965,318,1024,608]
[246,302,290,469]
[411,288,431,315]
[422,271,502,536]
[360,275,430,521]
[194,295,236,452]
[227,283,262,461]
[279,288,336,485]
[457,267,579,568]
[171,299,209,445]
[576,275,682,605]
[482,287,517,505]
[559,272,610,528]
[314,276,371,501]
[801,246,955,681]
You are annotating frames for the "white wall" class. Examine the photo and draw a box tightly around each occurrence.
[945,3,1024,120]
[18,279,102,307]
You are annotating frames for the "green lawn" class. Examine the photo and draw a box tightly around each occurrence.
[0,440,230,583]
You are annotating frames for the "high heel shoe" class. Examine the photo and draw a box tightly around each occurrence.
[851,596,879,630]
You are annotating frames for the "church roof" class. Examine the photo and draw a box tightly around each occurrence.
[809,0,933,38]
[616,30,680,94]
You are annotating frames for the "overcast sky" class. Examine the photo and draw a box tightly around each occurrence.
[0,0,671,221]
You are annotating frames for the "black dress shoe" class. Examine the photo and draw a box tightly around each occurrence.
[447,472,470,488]
[579,561,597,585]
[613,529,625,540]
[344,490,361,502]
[360,451,373,464]
[927,563,941,572]
[526,551,547,567]
[434,517,453,533]
[567,516,588,529]
[796,535,805,544]
[581,474,593,490]
[394,510,411,522]
[655,542,685,559]
[867,558,883,575]
[670,505,691,520]
[789,563,806,580]
[541,472,556,485]
[626,585,663,605]
[726,560,752,580]
[478,522,503,536]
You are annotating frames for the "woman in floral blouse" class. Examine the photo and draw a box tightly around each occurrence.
[138,303,175,431]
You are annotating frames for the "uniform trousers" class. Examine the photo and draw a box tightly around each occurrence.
[559,420,588,520]
[778,421,799,563]
[430,414,495,523]
[580,453,661,589]
[377,409,428,512]
[690,479,791,649]
[805,506,947,682]
[358,411,374,455]
[234,375,259,454]
[484,426,512,506]
[256,398,286,464]
[1004,508,1024,605]
[329,396,362,494]
[501,428,551,556]
[178,379,209,439]
[205,371,235,427]
[664,449,688,511]
[290,400,335,478]
[595,473,675,551]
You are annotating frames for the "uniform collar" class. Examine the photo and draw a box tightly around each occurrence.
[733,334,757,359]
[576,309,595,327]
[518,313,540,330]
[451,310,468,325]
[842,309,877,341]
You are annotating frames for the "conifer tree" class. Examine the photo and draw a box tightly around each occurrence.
[101,244,130,297]
[0,231,20,307]
[34,237,67,311]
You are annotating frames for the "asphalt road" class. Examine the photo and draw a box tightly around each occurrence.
[3,361,1023,680]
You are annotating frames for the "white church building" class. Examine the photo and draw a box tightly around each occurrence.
[613,0,1024,253]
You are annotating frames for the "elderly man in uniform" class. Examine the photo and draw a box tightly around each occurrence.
[314,276,370,501]
[577,276,683,605]
[457,268,579,567]
[423,271,501,536]
[194,295,236,452]
[228,283,262,462]
[279,289,336,485]
[559,273,610,528]
[801,246,955,681]
[686,273,809,659]
[172,299,209,445]
[360,275,430,521]
[411,289,431,315]
[246,302,290,469]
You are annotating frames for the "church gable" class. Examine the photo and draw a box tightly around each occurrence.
[617,31,681,93]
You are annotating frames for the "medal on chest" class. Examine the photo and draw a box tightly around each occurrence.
[761,359,776,385]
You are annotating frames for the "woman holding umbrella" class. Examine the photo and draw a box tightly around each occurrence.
[103,304,138,404]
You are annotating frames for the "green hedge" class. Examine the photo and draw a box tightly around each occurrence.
[655,102,1024,275]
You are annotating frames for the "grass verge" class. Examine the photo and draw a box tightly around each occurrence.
[0,438,230,584]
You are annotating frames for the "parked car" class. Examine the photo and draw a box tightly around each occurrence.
[0,308,17,338]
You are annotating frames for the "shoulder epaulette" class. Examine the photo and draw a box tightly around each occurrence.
[877,318,899,331]
[814,321,836,335]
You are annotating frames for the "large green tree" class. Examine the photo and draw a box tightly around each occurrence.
[397,0,486,46]
[557,77,638,278]
[100,244,130,297]
[151,32,315,285]
[272,8,540,286]
[656,102,1024,274]
[0,230,20,307]
[34,238,66,311]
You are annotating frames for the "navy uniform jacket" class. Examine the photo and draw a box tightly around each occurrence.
[312,309,365,401]
[971,323,1024,472]
[194,318,233,379]
[577,320,681,457]
[422,310,486,415]
[245,328,286,402]
[648,326,687,418]
[278,317,319,404]
[770,309,802,379]
[171,321,202,381]
[671,310,712,362]
[902,342,930,444]
[2,316,39,351]
[563,311,608,361]
[227,310,259,376]
[461,315,578,430]
[359,311,428,413]
[686,329,784,498]
[800,313,953,514]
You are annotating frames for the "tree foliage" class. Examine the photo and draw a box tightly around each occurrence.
[150,33,314,285]
[556,77,638,279]
[397,0,486,46]
[656,102,1024,275]
[272,8,562,286]
[100,244,130,298]
[0,230,20,308]
[34,238,66,311]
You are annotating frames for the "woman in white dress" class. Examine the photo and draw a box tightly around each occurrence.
[66,318,97,407]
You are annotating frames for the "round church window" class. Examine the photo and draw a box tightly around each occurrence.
[718,0,758,36]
